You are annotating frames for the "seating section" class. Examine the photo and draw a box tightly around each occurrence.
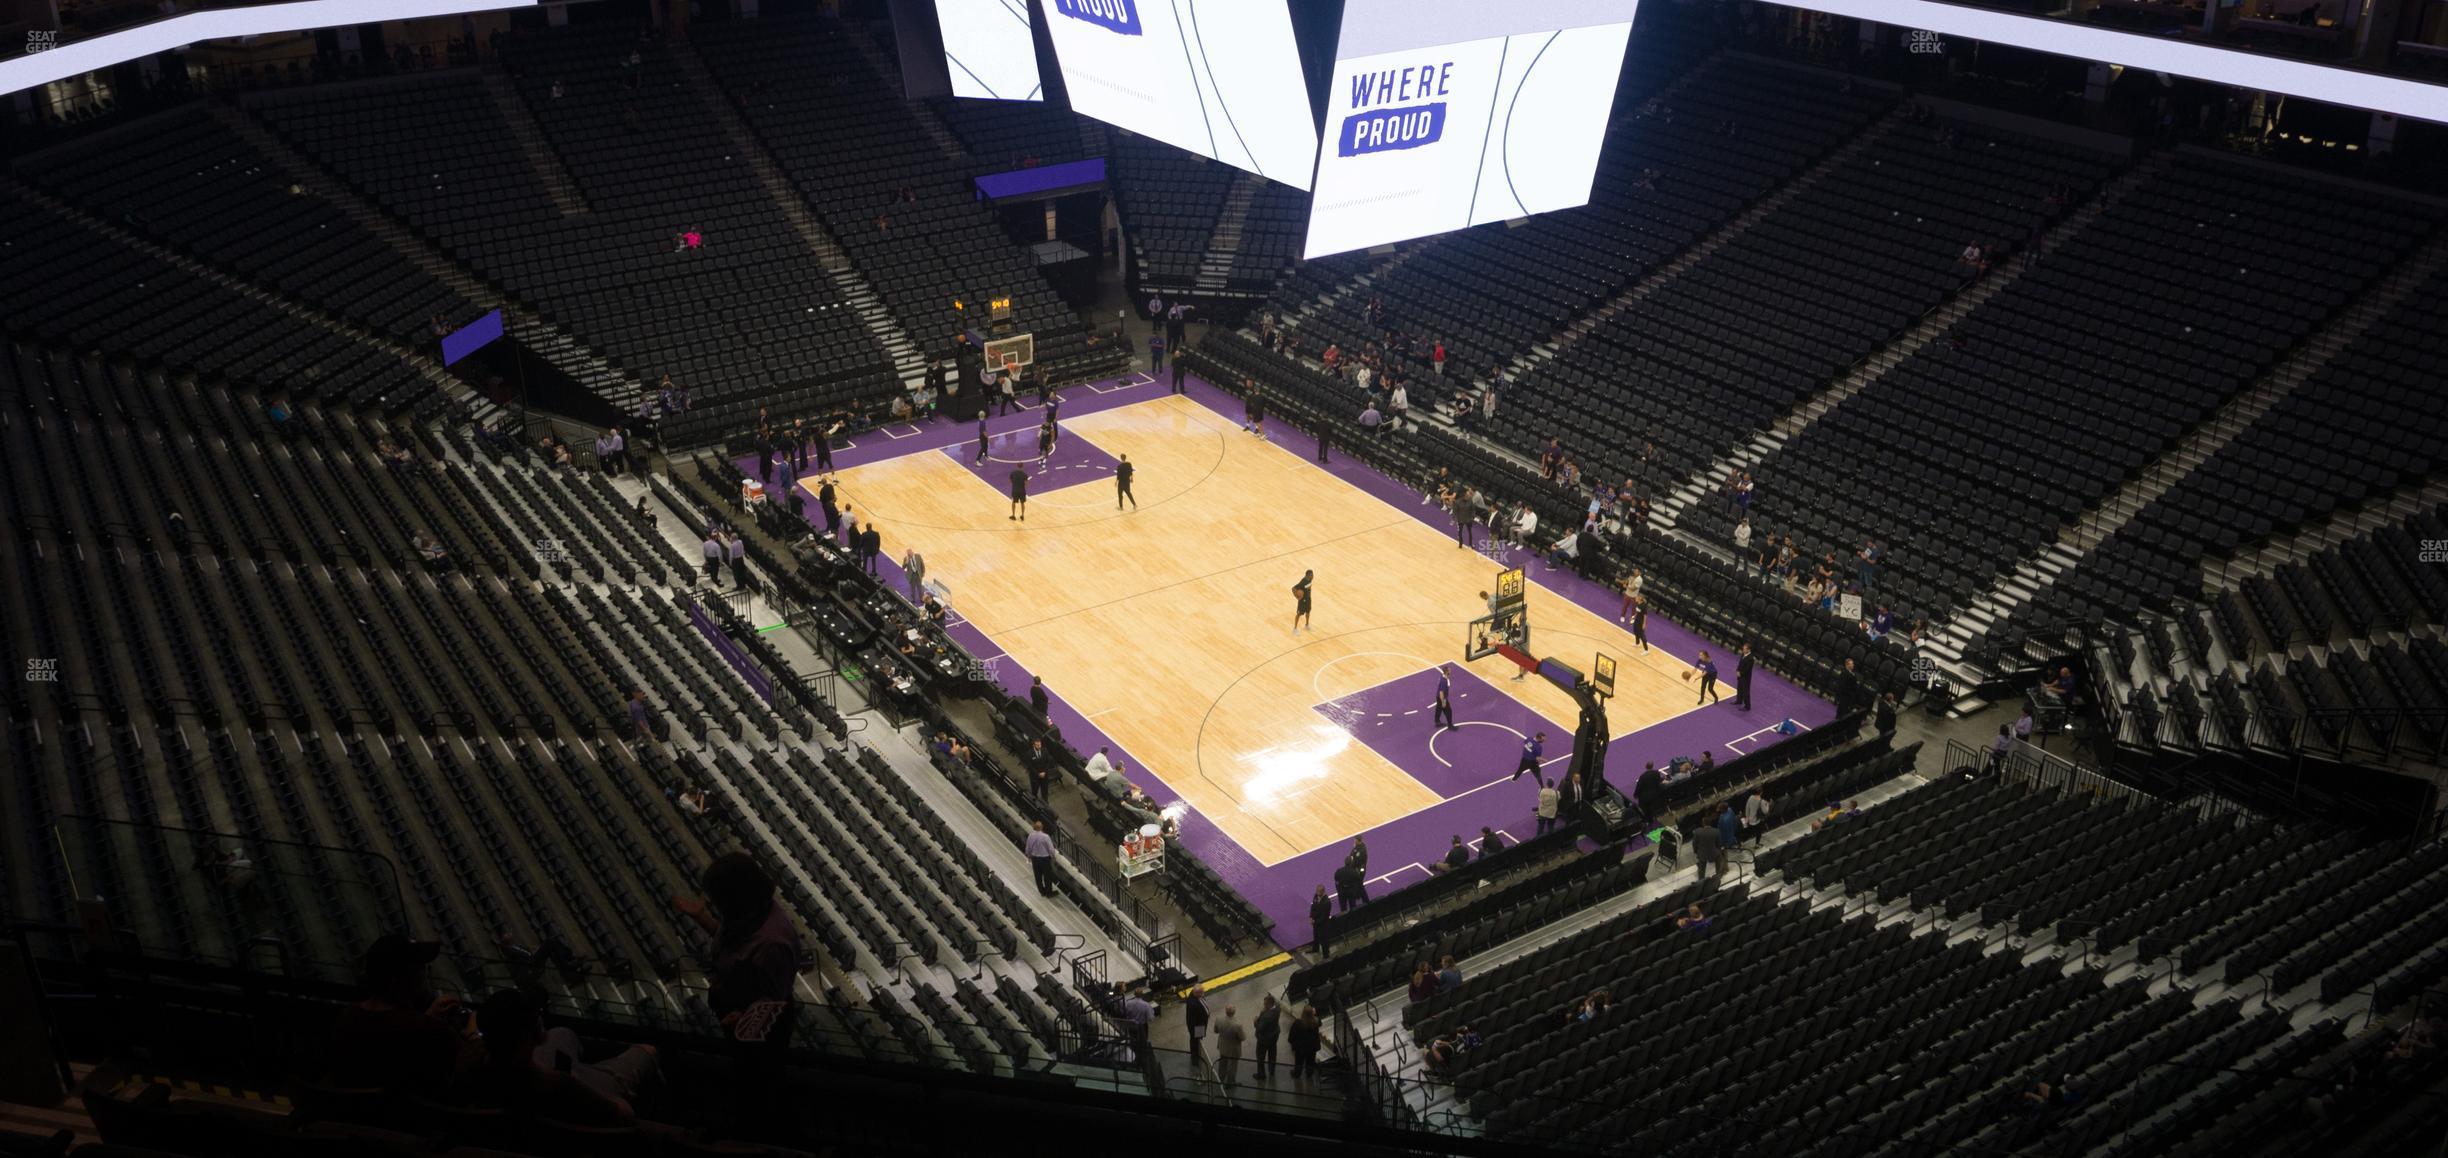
[1390,767,2448,1154]
[251,45,898,427]
[0,189,443,414]
[1734,154,2437,629]
[1279,56,1892,408]
[2097,507,2448,761]
[928,96,1089,169]
[1110,131,1235,287]
[1,324,1107,1081]
[18,104,477,346]
[688,17,1122,392]
[2009,266,2448,636]
[1527,119,2118,505]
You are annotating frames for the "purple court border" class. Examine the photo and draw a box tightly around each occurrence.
[741,370,1837,950]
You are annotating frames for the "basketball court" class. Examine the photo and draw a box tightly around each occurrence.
[762,369,1837,944]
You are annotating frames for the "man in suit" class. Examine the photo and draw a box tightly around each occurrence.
[1331,861,1366,913]
[1454,488,1477,550]
[1028,676,1050,720]
[755,432,774,484]
[1735,643,1757,711]
[1253,995,1282,1081]
[1183,984,1211,1067]
[1688,813,1721,881]
[1633,761,1667,822]
[1310,886,1335,956]
[818,477,840,537]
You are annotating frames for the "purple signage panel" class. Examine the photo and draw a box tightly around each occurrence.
[974,157,1106,201]
[440,309,504,367]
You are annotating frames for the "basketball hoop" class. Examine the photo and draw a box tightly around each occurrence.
[985,333,1035,378]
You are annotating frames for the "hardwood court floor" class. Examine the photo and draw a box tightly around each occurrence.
[816,394,1705,865]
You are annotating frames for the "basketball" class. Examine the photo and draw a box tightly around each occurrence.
[1682,671,1693,681]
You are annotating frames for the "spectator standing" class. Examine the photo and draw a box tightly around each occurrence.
[1743,791,1771,841]
[1535,775,1561,836]
[700,532,722,586]
[1689,815,1721,881]
[1024,820,1057,895]
[1989,724,2012,773]
[1288,1006,1323,1083]
[625,690,659,749]
[902,549,926,603]
[1121,988,1156,1056]
[1717,802,1740,859]
[1184,984,1212,1067]
[2014,708,2035,746]
[1215,1005,1246,1087]
[1253,995,1282,1082]
[725,531,750,590]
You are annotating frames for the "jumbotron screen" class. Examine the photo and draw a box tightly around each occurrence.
[936,0,1043,101]
[1303,0,1636,258]
[1040,0,1319,190]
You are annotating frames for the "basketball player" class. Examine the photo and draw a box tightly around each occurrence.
[816,418,839,471]
[1431,665,1454,730]
[1037,420,1056,470]
[1009,467,1028,521]
[1629,598,1648,652]
[1116,454,1136,511]
[974,415,989,465]
[1695,650,1721,705]
[1290,570,1313,635]
[1511,731,1546,781]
